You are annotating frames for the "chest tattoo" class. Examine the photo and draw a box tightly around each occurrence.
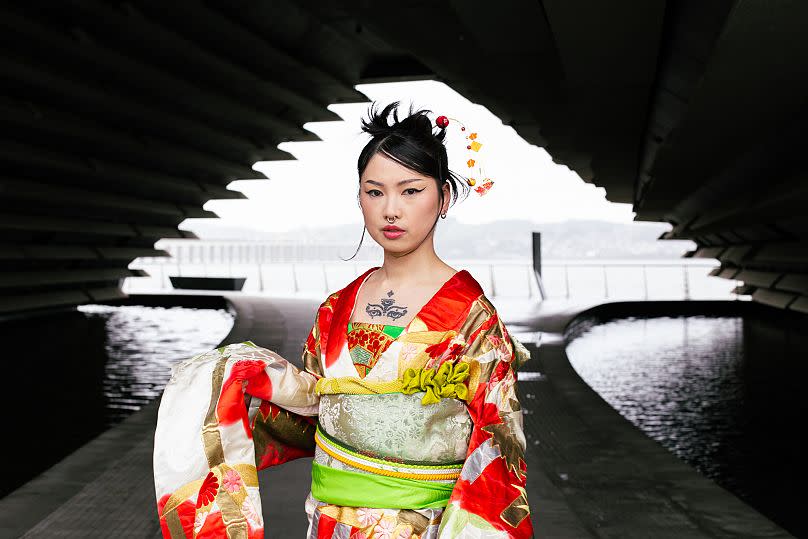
[365,289,408,321]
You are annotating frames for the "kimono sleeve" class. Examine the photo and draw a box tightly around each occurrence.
[250,300,326,469]
[438,312,533,538]
[153,294,330,539]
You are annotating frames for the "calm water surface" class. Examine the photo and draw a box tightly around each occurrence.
[79,304,234,425]
[566,311,807,537]
[1,304,233,498]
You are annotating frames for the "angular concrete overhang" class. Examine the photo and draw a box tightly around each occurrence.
[2,1,807,317]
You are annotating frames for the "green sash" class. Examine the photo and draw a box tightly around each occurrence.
[311,461,455,509]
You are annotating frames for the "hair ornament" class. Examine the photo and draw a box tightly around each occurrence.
[434,115,495,196]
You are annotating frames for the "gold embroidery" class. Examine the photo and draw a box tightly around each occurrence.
[457,299,496,359]
[165,509,185,537]
[233,463,259,487]
[398,511,431,535]
[315,376,403,395]
[214,466,249,538]
[202,357,228,469]
[399,330,457,345]
[466,357,481,400]
[198,356,255,533]
[161,479,204,516]
[317,505,431,536]
[160,463,258,518]
[253,406,316,456]
[500,484,530,528]
[317,505,364,527]
[303,323,322,378]
[481,401,526,480]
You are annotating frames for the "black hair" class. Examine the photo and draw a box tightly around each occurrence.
[341,100,470,261]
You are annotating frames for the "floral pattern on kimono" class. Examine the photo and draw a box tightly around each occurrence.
[153,266,533,538]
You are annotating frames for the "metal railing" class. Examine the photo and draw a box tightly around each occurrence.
[541,260,737,301]
[123,258,740,301]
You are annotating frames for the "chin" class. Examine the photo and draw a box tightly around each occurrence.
[380,238,410,248]
[374,233,408,247]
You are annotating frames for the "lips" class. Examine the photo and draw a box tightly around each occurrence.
[382,227,405,239]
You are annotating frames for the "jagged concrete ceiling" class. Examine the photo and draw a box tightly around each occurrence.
[2,0,807,318]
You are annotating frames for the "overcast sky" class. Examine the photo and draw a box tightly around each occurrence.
[199,80,637,233]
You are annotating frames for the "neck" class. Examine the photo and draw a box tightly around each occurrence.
[379,232,446,285]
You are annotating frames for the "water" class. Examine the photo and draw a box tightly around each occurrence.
[565,311,807,537]
[0,304,233,498]
[78,304,235,426]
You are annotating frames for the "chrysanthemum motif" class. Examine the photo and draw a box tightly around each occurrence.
[467,158,476,168]
[196,471,219,508]
[357,507,382,526]
[222,469,242,493]
[373,517,397,539]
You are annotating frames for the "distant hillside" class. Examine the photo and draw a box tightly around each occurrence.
[182,217,695,260]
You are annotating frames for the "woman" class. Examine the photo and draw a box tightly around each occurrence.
[153,102,533,538]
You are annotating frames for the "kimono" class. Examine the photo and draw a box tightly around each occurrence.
[153,266,534,538]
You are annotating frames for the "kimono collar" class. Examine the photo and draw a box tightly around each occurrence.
[321,266,483,368]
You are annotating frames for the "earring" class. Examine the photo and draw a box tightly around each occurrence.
[440,213,447,219]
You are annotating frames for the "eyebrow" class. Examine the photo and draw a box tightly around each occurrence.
[364,178,426,186]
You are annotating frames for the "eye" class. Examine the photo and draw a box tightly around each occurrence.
[366,189,382,197]
[404,188,424,195]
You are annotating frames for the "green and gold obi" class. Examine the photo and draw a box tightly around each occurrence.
[311,388,473,509]
[308,321,478,509]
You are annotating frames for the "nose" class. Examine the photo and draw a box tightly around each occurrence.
[383,192,401,219]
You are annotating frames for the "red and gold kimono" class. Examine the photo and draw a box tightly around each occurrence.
[153,266,533,538]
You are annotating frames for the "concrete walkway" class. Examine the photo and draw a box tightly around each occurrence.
[0,294,795,538]
[511,299,795,539]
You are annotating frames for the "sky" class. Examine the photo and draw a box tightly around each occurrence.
[197,80,637,233]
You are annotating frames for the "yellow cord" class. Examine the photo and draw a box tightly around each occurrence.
[314,431,461,481]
